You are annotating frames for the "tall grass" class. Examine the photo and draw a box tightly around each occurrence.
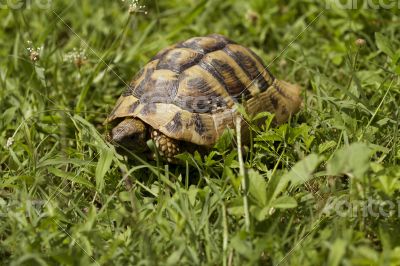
[1,1,400,265]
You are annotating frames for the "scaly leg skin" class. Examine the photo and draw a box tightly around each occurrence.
[151,130,181,163]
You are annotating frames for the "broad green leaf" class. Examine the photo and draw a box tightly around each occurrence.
[396,65,400,75]
[175,152,196,166]
[393,50,400,65]
[319,140,337,154]
[194,151,203,164]
[248,170,267,206]
[265,169,286,207]
[252,206,271,221]
[214,128,234,152]
[286,153,321,189]
[353,246,379,263]
[167,246,185,265]
[119,191,132,202]
[187,186,198,206]
[327,143,371,179]
[224,166,241,192]
[12,254,48,266]
[35,66,46,87]
[1,107,18,125]
[205,151,218,165]
[38,158,95,168]
[228,205,245,217]
[375,32,394,58]
[270,196,297,209]
[230,233,254,259]
[265,154,320,207]
[48,167,94,189]
[327,238,347,266]
[95,148,114,192]
[73,115,108,147]
[377,175,398,196]
[81,206,97,231]
[251,111,274,125]
[236,104,251,121]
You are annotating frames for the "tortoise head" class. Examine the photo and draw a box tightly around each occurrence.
[108,117,148,153]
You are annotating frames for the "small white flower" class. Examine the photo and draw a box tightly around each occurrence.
[355,38,366,47]
[65,48,88,68]
[6,137,14,149]
[27,41,42,62]
[122,0,147,15]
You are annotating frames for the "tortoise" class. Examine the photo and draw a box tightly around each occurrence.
[105,34,302,162]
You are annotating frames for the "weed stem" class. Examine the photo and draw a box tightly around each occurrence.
[236,116,250,232]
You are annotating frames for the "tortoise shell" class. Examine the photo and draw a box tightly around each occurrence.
[105,34,301,146]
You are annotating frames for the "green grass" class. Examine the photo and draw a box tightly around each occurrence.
[1,0,400,265]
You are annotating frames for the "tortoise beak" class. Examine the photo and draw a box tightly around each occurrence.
[107,118,148,152]
[109,127,130,144]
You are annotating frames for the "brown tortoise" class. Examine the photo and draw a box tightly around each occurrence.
[105,34,302,162]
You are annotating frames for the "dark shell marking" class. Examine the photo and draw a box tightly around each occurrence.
[165,112,183,133]
[208,58,250,99]
[175,75,229,113]
[269,94,279,110]
[176,35,232,54]
[273,80,291,99]
[140,103,157,115]
[128,101,140,113]
[192,114,206,136]
[223,45,273,93]
[131,62,157,98]
[156,48,203,73]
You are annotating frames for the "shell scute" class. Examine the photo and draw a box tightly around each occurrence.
[156,48,202,73]
[177,34,232,54]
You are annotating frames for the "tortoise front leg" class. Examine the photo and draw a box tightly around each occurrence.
[150,130,181,163]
